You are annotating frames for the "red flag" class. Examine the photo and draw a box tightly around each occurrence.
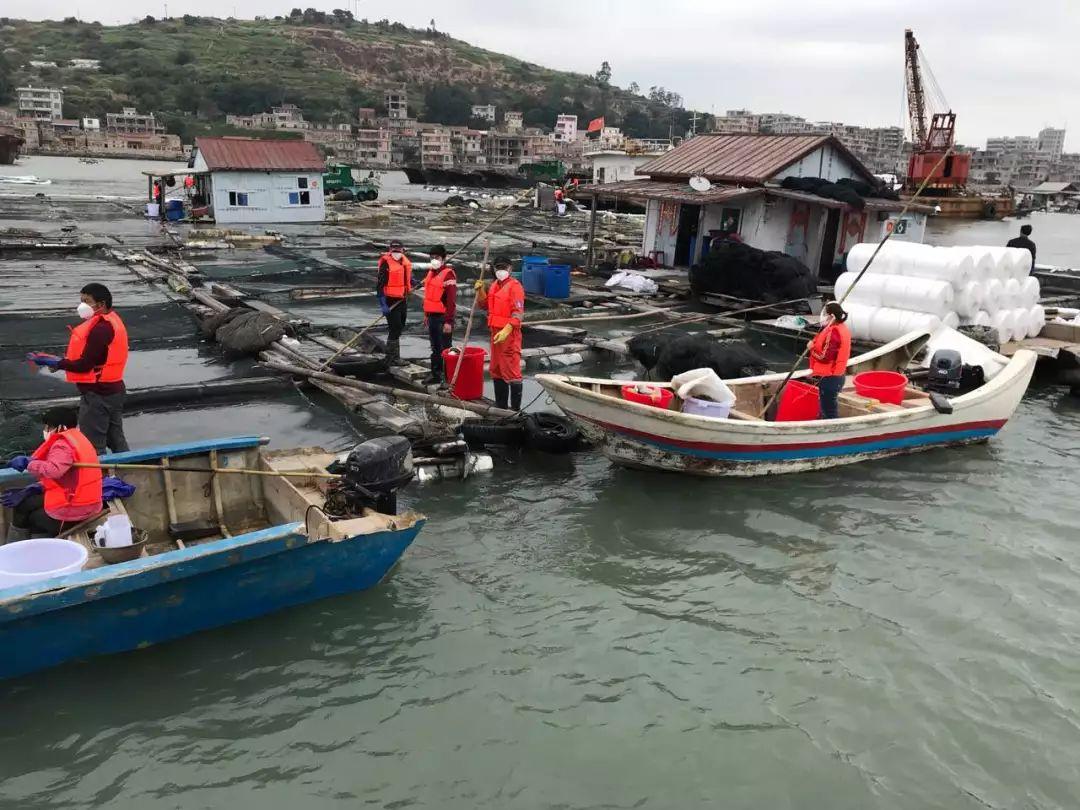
[587,116,604,133]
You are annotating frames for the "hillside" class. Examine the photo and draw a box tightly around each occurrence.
[0,14,705,143]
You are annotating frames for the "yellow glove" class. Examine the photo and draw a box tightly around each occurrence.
[493,323,513,344]
[473,279,486,293]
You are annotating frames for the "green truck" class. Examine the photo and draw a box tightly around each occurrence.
[323,164,379,202]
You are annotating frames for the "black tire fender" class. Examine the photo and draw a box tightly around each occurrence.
[460,418,526,447]
[523,412,581,453]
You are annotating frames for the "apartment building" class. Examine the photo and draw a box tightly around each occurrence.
[106,107,166,135]
[16,86,63,121]
[554,114,578,143]
[471,104,496,123]
[420,128,453,168]
[386,88,408,120]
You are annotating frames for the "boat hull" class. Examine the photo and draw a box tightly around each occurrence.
[538,348,1037,477]
[0,519,423,680]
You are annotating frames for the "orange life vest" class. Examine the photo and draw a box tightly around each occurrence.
[487,278,525,329]
[31,428,102,515]
[65,310,129,384]
[381,253,412,299]
[809,322,852,377]
[422,266,454,314]
[554,189,564,201]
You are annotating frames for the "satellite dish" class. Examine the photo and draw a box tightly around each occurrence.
[689,175,712,192]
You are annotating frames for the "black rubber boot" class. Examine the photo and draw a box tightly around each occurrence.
[386,338,402,366]
[510,381,523,411]
[493,379,509,409]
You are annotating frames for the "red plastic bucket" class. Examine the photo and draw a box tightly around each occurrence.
[775,380,820,421]
[853,370,908,405]
[621,384,674,409]
[442,346,487,400]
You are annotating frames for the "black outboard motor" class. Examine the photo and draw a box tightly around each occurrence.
[324,436,414,517]
[926,349,963,393]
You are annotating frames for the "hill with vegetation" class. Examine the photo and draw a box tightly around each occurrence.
[0,12,707,144]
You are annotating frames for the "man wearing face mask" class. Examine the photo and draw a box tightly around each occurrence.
[4,406,103,542]
[26,283,130,453]
[420,244,457,385]
[376,239,412,365]
[474,256,526,410]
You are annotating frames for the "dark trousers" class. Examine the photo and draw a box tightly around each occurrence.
[386,298,407,341]
[79,390,129,454]
[12,492,63,537]
[818,375,845,419]
[426,314,452,378]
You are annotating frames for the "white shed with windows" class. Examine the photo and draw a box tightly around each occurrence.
[191,136,326,224]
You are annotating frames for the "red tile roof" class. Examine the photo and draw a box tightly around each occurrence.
[637,134,874,185]
[195,136,325,172]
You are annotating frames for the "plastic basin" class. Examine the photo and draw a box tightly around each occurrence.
[853,370,908,405]
[775,380,820,421]
[621,385,674,409]
[682,396,731,419]
[0,538,88,590]
[442,346,487,400]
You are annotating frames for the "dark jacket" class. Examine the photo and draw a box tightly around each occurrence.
[1006,235,1036,266]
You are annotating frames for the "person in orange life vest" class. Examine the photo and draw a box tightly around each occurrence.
[5,406,103,542]
[554,187,567,217]
[807,301,852,420]
[376,239,413,365]
[420,244,458,385]
[474,256,526,410]
[26,283,130,454]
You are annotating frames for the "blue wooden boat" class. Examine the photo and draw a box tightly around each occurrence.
[0,436,424,680]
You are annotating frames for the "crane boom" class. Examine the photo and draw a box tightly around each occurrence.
[904,29,927,148]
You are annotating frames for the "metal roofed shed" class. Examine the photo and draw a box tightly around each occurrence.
[190,137,327,224]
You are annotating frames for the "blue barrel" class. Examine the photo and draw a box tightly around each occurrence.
[543,264,571,299]
[166,199,184,211]
[523,263,546,296]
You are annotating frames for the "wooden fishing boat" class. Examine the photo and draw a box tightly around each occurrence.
[0,436,424,680]
[537,332,1038,477]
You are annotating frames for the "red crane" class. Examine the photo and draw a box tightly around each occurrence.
[904,28,970,191]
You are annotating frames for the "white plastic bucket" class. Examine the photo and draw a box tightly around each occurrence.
[682,396,732,419]
[145,203,160,218]
[0,538,88,590]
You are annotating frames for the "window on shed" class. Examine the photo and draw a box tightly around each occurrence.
[299,190,310,205]
[229,192,248,206]
[297,177,307,188]
[288,192,299,205]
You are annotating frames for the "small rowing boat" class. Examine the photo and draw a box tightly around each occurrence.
[0,436,424,680]
[537,331,1037,477]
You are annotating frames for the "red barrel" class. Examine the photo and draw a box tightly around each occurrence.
[775,380,820,421]
[621,384,675,409]
[442,347,487,400]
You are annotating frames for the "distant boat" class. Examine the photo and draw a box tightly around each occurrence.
[0,175,51,185]
[78,157,102,164]
[0,124,24,166]
[537,332,1037,477]
[0,435,424,680]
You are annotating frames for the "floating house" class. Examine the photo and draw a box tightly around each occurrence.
[582,134,931,275]
[190,137,326,224]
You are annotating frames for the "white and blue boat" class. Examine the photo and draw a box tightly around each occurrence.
[0,436,424,680]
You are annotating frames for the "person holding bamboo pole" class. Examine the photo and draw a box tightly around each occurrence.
[806,302,851,419]
[3,406,103,541]
[474,256,525,410]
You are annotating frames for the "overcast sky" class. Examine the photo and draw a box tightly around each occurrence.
[7,0,1077,150]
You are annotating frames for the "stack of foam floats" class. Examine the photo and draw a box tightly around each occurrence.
[835,243,1043,345]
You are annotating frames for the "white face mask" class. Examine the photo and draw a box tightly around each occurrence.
[43,429,51,441]
[77,302,95,320]
[495,269,510,282]
[391,251,403,261]
[429,258,443,270]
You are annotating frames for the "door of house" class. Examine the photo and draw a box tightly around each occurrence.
[674,203,701,266]
[818,208,841,278]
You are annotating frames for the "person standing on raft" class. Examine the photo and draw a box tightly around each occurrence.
[474,256,525,410]
[421,244,457,386]
[376,240,413,366]
[807,301,851,420]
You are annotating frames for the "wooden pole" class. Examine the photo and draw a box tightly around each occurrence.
[76,462,340,480]
[586,193,598,271]
[318,302,400,371]
[448,238,490,391]
[264,359,517,418]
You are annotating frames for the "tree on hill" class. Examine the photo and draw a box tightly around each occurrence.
[595,60,611,86]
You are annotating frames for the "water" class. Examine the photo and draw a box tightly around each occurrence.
[3,162,1080,807]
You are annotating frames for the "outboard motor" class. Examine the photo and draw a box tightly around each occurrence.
[324,436,414,517]
[926,349,963,394]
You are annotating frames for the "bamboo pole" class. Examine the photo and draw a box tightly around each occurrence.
[76,462,340,479]
[264,359,517,418]
[448,238,490,391]
[318,302,401,371]
[585,193,598,271]
[757,149,954,418]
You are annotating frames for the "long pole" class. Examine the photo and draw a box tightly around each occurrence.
[75,462,340,480]
[757,149,953,419]
[319,301,401,370]
[448,238,490,392]
[585,192,598,271]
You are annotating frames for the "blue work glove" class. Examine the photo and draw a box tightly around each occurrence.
[1,483,42,508]
[379,295,391,316]
[26,352,60,368]
[8,455,30,472]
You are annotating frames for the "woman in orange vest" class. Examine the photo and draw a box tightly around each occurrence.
[376,239,413,365]
[421,244,457,385]
[807,301,852,419]
[27,282,130,453]
[474,256,526,410]
[5,406,103,541]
